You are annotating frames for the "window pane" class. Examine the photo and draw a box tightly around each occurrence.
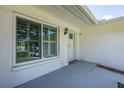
[16,18,28,40]
[43,24,57,58]
[43,26,49,41]
[43,42,49,58]
[16,17,41,63]
[50,42,57,56]
[29,41,41,57]
[50,28,57,41]
[69,33,73,39]
[30,22,41,40]
[49,27,57,57]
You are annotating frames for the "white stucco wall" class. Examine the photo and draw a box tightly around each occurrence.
[80,19,124,72]
[0,6,81,87]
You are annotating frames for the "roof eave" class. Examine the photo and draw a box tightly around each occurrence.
[77,5,98,25]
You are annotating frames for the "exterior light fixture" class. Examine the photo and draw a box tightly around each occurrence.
[64,27,68,35]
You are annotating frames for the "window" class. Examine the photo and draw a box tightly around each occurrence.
[69,33,73,39]
[43,24,57,58]
[16,17,41,63]
[16,16,58,65]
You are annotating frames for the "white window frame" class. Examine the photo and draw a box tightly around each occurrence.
[42,24,58,59]
[12,12,59,67]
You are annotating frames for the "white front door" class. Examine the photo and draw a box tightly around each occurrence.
[68,32,75,62]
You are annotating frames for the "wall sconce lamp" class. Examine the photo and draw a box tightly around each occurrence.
[64,27,68,35]
[79,33,82,35]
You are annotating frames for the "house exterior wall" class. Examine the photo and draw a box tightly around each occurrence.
[0,6,80,87]
[79,18,124,72]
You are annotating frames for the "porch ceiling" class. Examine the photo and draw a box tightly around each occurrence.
[56,5,98,25]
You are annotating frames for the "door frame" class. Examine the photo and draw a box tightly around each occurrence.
[68,30,77,62]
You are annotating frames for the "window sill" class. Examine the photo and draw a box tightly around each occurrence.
[12,56,60,71]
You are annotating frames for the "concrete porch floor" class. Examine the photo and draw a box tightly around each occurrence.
[16,60,118,88]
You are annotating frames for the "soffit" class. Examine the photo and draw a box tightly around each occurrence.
[34,5,97,28]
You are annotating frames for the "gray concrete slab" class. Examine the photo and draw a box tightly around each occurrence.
[16,60,117,88]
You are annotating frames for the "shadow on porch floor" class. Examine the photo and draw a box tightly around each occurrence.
[16,60,117,88]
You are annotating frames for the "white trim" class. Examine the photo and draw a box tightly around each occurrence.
[41,24,43,59]
[12,12,16,68]
[12,11,60,69]
[57,26,60,57]
[78,5,98,24]
[48,27,51,56]
[42,24,59,60]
